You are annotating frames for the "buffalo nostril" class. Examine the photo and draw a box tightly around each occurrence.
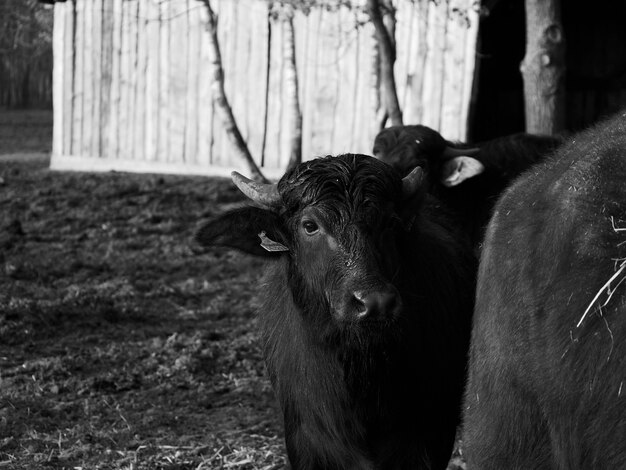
[352,289,401,320]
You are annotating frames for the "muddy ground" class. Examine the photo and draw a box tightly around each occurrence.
[0,110,464,469]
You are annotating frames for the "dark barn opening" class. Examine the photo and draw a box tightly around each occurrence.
[470,0,626,141]
[469,1,526,142]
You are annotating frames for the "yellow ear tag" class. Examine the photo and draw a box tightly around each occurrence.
[258,231,289,252]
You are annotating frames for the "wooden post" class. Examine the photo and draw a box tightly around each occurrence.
[52,2,66,156]
[281,5,302,173]
[100,0,114,158]
[82,0,94,157]
[109,0,123,159]
[144,0,160,162]
[72,0,84,155]
[520,0,566,134]
[134,0,147,162]
[92,0,103,157]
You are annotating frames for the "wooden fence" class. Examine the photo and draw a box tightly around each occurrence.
[51,0,479,178]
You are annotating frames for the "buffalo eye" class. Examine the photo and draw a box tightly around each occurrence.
[302,220,319,235]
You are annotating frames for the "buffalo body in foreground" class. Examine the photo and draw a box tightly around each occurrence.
[463,112,626,468]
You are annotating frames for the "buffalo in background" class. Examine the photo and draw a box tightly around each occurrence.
[373,125,563,247]
[196,155,475,469]
[463,111,626,468]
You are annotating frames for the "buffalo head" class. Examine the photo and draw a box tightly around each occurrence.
[196,154,425,332]
[373,125,482,186]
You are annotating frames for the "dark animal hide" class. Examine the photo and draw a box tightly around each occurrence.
[463,111,626,469]
[196,154,475,470]
[373,125,563,248]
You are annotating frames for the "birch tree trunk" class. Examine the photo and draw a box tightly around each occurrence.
[520,0,566,134]
[369,27,385,131]
[199,0,268,182]
[367,0,403,127]
[260,8,272,167]
[281,5,302,175]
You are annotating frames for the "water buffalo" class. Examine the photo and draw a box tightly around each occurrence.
[373,125,563,247]
[463,111,626,468]
[196,154,475,470]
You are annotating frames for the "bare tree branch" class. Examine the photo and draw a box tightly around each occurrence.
[197,0,268,182]
[367,0,402,127]
[278,4,303,175]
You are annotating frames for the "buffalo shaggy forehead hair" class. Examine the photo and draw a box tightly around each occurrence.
[277,154,403,224]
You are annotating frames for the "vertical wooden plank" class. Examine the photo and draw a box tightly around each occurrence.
[168,0,189,163]
[92,0,103,157]
[399,0,421,124]
[412,0,430,125]
[297,7,313,162]
[100,0,114,157]
[353,11,376,155]
[134,0,147,161]
[108,0,123,160]
[72,0,84,155]
[118,0,133,160]
[345,8,361,152]
[185,0,201,165]
[52,2,66,156]
[157,0,171,163]
[326,11,342,153]
[436,0,478,140]
[422,0,447,131]
[441,2,465,139]
[144,0,159,162]
[263,10,283,169]
[82,0,94,157]
[330,7,354,154]
[308,8,324,157]
[63,1,75,156]
[243,0,268,165]
[126,0,138,162]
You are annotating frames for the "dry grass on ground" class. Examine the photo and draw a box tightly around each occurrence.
[0,112,466,470]
[1,154,285,469]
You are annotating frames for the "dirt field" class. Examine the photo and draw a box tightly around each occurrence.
[0,111,465,469]
[1,111,284,469]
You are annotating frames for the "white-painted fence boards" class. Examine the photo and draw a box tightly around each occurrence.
[51,0,479,177]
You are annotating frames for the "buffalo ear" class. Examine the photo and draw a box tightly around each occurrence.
[195,207,289,257]
[441,156,485,187]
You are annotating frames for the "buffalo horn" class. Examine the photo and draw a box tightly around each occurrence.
[231,171,281,207]
[401,166,424,199]
[442,145,480,158]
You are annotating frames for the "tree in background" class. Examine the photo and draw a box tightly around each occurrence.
[367,0,403,128]
[197,0,351,181]
[197,0,307,182]
[520,0,565,134]
[0,0,53,108]
[275,2,303,175]
[198,0,268,182]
